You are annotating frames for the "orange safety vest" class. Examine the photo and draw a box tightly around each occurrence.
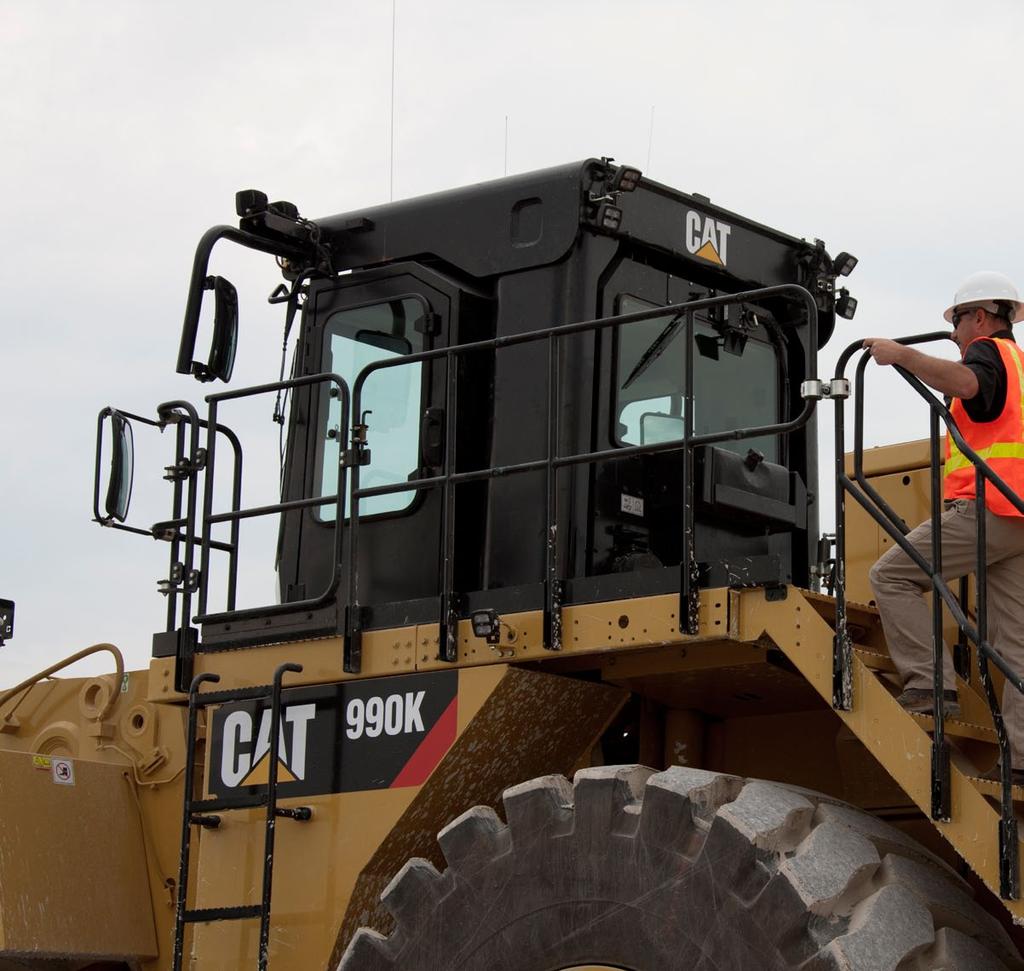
[945,336,1024,516]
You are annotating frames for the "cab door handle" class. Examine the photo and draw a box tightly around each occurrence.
[420,407,445,469]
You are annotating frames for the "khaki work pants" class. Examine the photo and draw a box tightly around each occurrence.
[869,498,1024,763]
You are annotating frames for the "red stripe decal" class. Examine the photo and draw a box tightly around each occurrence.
[389,695,458,788]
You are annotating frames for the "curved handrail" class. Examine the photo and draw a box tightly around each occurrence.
[0,643,126,724]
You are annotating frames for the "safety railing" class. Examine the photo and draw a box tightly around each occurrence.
[832,332,1024,898]
[341,284,821,671]
[94,402,242,657]
[193,372,351,630]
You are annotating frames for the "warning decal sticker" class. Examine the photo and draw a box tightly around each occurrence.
[207,670,459,799]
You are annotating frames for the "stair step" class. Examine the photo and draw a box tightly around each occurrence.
[905,711,998,743]
[854,646,897,673]
[966,775,1024,801]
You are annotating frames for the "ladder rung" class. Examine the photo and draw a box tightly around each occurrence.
[194,684,274,706]
[184,905,262,923]
[190,794,269,813]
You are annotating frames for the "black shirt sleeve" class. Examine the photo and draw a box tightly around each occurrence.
[961,336,1010,423]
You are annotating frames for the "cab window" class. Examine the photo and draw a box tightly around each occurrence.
[318,297,425,519]
[614,294,779,462]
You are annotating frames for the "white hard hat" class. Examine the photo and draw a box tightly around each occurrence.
[943,270,1024,324]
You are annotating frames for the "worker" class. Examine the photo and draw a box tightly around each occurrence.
[863,271,1024,782]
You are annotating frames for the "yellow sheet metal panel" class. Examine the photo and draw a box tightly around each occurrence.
[0,751,157,961]
[188,665,508,969]
[735,586,1024,924]
[844,437,932,476]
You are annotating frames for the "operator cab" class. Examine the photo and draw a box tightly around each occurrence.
[93,160,854,688]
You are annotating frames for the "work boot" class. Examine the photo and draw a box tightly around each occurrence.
[896,688,961,719]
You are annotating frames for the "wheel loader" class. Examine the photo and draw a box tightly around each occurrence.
[2,158,1022,970]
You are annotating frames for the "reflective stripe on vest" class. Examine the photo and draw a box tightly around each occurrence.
[945,337,1024,516]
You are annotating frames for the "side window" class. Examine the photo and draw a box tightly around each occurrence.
[614,293,780,462]
[318,297,426,519]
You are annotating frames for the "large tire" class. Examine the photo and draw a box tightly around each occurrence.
[339,766,1022,971]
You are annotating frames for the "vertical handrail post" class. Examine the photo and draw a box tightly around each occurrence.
[833,384,852,709]
[929,408,951,820]
[679,310,699,635]
[974,469,1021,897]
[437,348,460,662]
[544,332,563,650]
[344,381,365,673]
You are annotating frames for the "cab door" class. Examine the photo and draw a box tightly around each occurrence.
[278,266,453,625]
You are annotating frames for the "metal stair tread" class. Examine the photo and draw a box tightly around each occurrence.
[905,710,998,743]
[965,774,1024,802]
[853,644,897,672]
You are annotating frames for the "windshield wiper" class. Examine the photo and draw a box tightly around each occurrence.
[622,312,685,390]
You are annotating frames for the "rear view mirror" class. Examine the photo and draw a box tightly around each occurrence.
[194,276,238,383]
[96,410,135,523]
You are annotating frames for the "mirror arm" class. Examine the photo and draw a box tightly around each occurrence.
[177,225,312,377]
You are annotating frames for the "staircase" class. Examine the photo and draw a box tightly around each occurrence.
[735,584,1024,921]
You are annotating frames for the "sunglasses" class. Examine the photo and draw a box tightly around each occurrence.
[951,308,979,329]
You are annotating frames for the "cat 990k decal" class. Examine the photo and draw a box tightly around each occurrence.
[207,670,458,798]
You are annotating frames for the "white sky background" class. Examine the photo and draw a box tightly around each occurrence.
[1,0,1022,685]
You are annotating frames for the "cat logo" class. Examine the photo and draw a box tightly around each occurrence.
[208,671,459,797]
[220,703,316,787]
[685,211,731,266]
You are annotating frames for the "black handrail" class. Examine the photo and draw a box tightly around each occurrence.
[343,284,820,667]
[833,333,1024,898]
[195,372,350,626]
[94,403,242,643]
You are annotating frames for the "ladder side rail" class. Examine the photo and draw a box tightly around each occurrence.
[258,663,304,971]
[172,672,221,971]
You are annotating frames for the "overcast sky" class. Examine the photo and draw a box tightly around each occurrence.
[2,0,1022,685]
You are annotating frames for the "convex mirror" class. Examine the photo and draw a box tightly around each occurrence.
[96,409,135,523]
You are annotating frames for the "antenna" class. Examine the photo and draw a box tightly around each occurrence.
[390,0,397,201]
[646,105,655,173]
[504,115,509,176]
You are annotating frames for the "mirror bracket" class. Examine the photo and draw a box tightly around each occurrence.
[162,448,207,482]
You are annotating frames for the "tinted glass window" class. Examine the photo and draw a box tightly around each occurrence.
[615,294,779,461]
[318,298,425,519]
